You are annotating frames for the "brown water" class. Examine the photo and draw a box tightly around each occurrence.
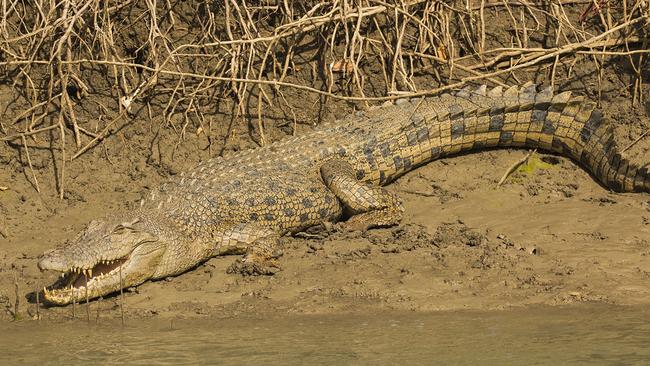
[2,305,649,365]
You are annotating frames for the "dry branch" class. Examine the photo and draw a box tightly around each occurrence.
[498,150,537,187]
[0,0,648,195]
[622,129,650,153]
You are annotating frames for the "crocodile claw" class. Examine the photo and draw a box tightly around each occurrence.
[227,257,281,276]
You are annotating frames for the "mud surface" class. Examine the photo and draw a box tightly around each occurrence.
[2,82,650,321]
[1,6,650,321]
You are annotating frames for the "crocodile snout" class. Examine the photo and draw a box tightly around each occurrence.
[37,249,67,272]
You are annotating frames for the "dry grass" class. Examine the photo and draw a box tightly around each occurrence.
[0,0,648,196]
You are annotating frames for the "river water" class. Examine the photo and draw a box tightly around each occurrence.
[2,305,649,365]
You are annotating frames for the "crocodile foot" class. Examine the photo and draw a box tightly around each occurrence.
[227,251,282,276]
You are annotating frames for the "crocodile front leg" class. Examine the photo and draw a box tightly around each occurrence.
[320,158,404,231]
[217,223,283,275]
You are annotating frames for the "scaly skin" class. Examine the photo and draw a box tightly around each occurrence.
[38,84,650,305]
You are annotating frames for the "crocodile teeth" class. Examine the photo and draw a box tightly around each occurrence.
[88,269,92,278]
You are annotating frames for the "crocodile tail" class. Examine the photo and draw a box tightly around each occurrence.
[559,101,648,193]
[454,84,649,192]
[530,86,648,193]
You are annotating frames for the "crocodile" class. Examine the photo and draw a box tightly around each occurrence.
[38,84,649,305]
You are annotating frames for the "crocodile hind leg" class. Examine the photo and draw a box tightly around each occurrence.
[320,158,404,231]
[217,223,283,275]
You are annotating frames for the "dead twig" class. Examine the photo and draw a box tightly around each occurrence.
[497,149,537,187]
[0,125,60,142]
[71,287,76,319]
[119,264,125,326]
[71,109,129,160]
[401,189,438,197]
[35,289,40,320]
[13,272,19,321]
[622,130,650,153]
[21,136,41,194]
[85,275,90,322]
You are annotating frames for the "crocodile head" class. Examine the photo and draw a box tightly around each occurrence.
[38,214,167,305]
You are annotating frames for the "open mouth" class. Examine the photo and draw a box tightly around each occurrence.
[43,256,130,303]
